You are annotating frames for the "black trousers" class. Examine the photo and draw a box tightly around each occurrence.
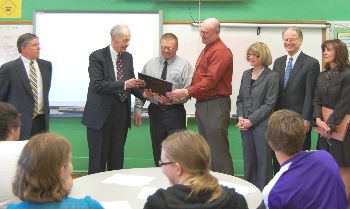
[148,103,186,166]
[30,114,47,137]
[87,98,128,174]
[272,130,311,174]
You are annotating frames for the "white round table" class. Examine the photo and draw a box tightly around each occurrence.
[70,167,262,209]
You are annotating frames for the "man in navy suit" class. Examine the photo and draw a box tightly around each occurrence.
[272,27,320,173]
[82,24,147,174]
[0,33,52,141]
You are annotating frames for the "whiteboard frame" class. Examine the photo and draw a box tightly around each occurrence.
[33,10,163,107]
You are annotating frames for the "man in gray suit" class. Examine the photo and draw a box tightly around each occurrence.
[272,27,320,173]
[0,33,52,140]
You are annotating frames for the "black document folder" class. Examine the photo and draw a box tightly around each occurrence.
[138,73,173,94]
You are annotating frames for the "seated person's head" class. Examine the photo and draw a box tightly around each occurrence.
[266,109,306,156]
[0,102,21,141]
[12,133,73,203]
[160,130,223,202]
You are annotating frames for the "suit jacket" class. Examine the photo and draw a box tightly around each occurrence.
[81,46,144,130]
[236,67,279,127]
[313,68,350,126]
[273,51,320,120]
[0,57,52,140]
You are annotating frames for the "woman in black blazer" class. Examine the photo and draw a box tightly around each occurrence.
[314,39,350,202]
[236,42,279,190]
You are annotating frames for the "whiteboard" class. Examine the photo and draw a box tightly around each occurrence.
[0,24,33,65]
[164,24,324,115]
[34,11,162,107]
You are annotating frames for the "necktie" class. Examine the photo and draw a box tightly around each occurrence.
[195,48,206,70]
[161,60,168,80]
[116,53,127,102]
[284,57,293,88]
[29,61,39,118]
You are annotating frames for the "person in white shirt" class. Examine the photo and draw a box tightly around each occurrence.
[0,102,27,209]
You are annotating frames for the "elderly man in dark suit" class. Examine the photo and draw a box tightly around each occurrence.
[82,24,147,174]
[0,33,52,141]
[272,27,320,173]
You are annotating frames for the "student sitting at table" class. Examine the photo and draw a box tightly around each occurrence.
[0,102,27,208]
[262,109,347,209]
[143,130,248,209]
[7,133,103,209]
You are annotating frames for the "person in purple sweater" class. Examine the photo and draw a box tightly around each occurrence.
[263,109,347,209]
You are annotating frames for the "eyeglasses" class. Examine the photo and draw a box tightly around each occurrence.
[283,38,299,43]
[247,53,259,58]
[158,160,175,167]
[161,46,175,51]
[200,30,209,36]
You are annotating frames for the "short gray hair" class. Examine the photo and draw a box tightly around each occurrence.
[110,24,130,37]
[282,27,303,41]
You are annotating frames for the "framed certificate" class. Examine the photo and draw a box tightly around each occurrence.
[138,73,173,95]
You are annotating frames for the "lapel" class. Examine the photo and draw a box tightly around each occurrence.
[318,72,328,93]
[285,52,305,89]
[120,52,130,79]
[103,46,116,81]
[329,69,345,87]
[37,59,48,95]
[14,58,33,96]
[252,67,269,88]
[277,56,287,89]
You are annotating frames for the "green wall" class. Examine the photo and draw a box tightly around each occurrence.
[1,0,350,21]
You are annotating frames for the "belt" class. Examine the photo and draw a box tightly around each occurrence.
[196,95,229,103]
[153,103,184,111]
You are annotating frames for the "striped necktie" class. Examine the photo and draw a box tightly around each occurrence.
[284,57,293,88]
[29,61,39,118]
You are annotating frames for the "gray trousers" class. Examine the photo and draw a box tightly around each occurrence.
[241,124,272,190]
[195,96,234,175]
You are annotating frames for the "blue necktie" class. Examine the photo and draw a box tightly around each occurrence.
[284,57,293,88]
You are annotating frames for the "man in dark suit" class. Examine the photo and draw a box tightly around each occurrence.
[272,27,320,173]
[82,24,147,174]
[0,33,52,141]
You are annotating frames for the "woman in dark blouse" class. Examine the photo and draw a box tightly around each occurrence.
[314,39,350,202]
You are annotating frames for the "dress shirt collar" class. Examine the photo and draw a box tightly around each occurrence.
[161,55,177,65]
[109,44,121,61]
[20,55,37,66]
[287,49,301,65]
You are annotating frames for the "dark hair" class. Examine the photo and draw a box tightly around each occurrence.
[266,109,306,156]
[17,33,38,53]
[162,130,223,202]
[321,39,350,71]
[12,133,71,203]
[0,102,21,141]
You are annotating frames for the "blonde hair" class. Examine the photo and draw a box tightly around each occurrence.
[162,130,223,202]
[12,133,71,203]
[246,42,272,66]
